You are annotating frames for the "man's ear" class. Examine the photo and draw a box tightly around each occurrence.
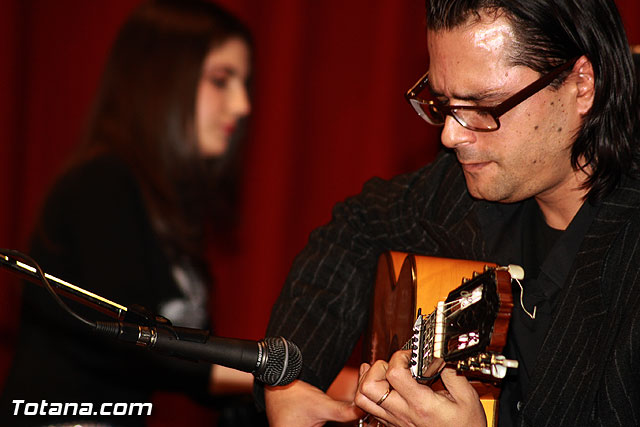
[573,55,595,116]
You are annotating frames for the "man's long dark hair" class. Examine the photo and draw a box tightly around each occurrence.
[426,0,640,202]
[76,0,252,269]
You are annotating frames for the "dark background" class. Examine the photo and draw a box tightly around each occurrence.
[0,1,638,424]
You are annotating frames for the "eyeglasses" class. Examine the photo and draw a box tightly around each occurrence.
[404,57,579,132]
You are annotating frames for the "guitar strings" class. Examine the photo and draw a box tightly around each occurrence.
[411,276,493,379]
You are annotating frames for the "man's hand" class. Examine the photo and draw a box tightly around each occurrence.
[354,350,487,427]
[265,379,363,427]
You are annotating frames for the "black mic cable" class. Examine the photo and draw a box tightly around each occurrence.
[0,248,302,386]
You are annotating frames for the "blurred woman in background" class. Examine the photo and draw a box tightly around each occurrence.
[0,0,261,425]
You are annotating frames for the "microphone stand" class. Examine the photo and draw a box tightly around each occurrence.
[0,249,301,385]
[0,250,140,322]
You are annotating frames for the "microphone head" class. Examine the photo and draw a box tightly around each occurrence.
[255,337,302,386]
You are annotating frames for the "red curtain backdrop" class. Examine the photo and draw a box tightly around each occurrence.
[0,0,638,424]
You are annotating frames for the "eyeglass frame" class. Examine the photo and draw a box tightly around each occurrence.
[404,56,580,132]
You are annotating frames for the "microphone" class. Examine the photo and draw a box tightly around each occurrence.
[96,320,302,386]
[0,250,302,386]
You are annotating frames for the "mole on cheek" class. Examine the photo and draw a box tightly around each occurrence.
[534,125,539,131]
[558,127,563,132]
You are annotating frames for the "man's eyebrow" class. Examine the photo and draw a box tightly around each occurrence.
[428,81,508,102]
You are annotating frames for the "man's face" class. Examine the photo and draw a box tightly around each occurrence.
[427,13,585,204]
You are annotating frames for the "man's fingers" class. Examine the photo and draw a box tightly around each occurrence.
[325,398,366,422]
[356,359,401,421]
[266,379,364,426]
[385,350,435,399]
[439,367,480,403]
[359,363,370,378]
[358,360,390,400]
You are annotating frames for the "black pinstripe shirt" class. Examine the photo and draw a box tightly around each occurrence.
[484,199,597,425]
[263,150,640,426]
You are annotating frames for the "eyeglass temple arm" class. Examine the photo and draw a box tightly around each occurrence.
[491,56,580,117]
[405,70,430,102]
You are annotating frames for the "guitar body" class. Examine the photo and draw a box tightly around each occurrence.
[363,251,505,426]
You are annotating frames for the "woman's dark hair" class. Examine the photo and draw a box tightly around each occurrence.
[426,0,640,202]
[78,0,252,267]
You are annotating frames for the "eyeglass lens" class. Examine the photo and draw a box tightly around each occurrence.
[409,99,499,131]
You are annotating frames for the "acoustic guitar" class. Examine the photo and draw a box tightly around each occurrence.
[360,251,520,426]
